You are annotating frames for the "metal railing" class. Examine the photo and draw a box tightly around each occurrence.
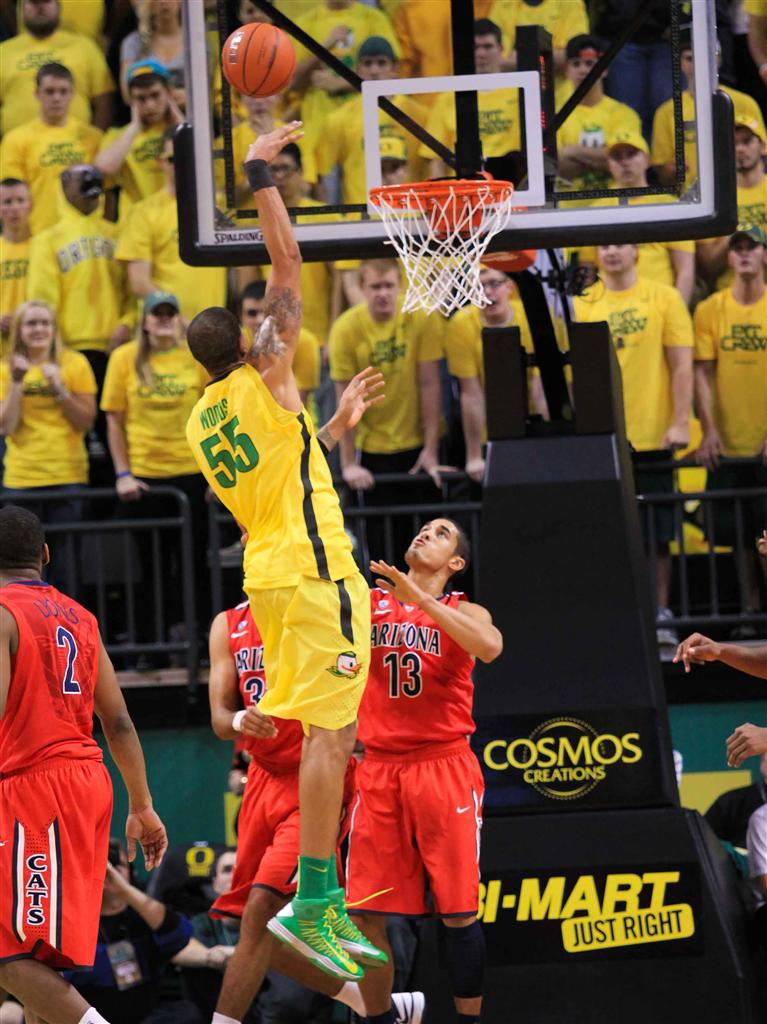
[1,486,199,693]
[4,466,765,691]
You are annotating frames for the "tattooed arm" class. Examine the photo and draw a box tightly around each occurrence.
[245,125,304,410]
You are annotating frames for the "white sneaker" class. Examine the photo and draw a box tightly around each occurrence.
[392,991,425,1024]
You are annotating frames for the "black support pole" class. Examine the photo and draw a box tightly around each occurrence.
[451,0,482,177]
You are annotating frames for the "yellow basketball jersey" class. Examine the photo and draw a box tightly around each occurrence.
[186,364,357,590]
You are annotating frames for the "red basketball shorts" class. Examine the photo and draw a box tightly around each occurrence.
[345,741,484,917]
[212,759,356,917]
[0,757,113,969]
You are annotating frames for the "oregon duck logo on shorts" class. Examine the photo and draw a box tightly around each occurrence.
[328,651,362,678]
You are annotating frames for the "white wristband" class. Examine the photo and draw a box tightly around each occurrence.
[232,710,247,733]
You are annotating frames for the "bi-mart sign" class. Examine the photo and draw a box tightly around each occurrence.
[478,864,701,965]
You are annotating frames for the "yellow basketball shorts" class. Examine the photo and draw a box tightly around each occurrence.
[247,572,371,732]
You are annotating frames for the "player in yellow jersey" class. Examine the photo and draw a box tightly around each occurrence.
[186,123,388,991]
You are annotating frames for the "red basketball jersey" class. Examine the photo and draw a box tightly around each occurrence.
[358,589,477,756]
[226,602,303,772]
[0,581,102,775]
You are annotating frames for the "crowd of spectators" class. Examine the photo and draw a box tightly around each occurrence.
[0,1,766,634]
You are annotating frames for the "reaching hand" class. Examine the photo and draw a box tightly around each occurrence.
[125,805,168,870]
[409,448,455,488]
[246,122,304,166]
[726,723,767,768]
[370,559,425,606]
[672,632,722,673]
[332,367,385,435]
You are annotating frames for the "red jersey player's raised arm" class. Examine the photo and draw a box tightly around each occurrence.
[93,641,168,868]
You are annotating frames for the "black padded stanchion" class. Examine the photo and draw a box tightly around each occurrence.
[415,323,763,1023]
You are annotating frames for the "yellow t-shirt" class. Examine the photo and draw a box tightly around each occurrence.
[318,93,430,204]
[101,340,209,478]
[99,123,168,209]
[568,194,695,288]
[0,118,102,235]
[293,3,400,150]
[693,287,767,457]
[27,208,126,352]
[556,96,642,192]
[186,363,357,590]
[0,236,30,334]
[490,0,589,53]
[420,88,521,161]
[745,0,767,14]
[573,276,693,451]
[388,0,495,79]
[115,188,227,326]
[710,177,767,290]
[329,300,444,454]
[0,29,114,135]
[15,0,104,40]
[0,349,96,487]
[652,86,767,190]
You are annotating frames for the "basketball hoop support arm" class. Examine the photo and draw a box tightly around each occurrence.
[450,0,483,177]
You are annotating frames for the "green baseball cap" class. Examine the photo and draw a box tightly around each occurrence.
[143,290,180,315]
[728,223,767,248]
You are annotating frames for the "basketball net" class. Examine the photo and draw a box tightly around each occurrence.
[369,178,515,316]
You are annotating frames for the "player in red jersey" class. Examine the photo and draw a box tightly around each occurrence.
[0,505,167,1024]
[206,600,423,1024]
[346,518,503,1024]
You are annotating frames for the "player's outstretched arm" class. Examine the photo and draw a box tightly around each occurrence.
[244,123,304,356]
[94,640,168,868]
[673,632,767,679]
[316,367,385,453]
[370,560,503,663]
[208,611,276,741]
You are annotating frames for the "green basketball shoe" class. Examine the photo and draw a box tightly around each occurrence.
[326,887,389,967]
[267,897,364,980]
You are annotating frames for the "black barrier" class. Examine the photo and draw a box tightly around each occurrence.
[0,486,199,695]
[461,324,765,1022]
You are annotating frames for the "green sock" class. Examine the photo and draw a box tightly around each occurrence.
[327,855,339,893]
[297,856,329,901]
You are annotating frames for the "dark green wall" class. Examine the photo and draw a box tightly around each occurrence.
[100,701,766,878]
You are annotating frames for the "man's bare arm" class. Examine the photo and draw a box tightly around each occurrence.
[209,611,277,741]
[674,633,767,679]
[94,640,168,867]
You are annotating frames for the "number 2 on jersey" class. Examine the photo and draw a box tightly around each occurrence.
[383,651,422,698]
[56,625,81,695]
[200,416,259,489]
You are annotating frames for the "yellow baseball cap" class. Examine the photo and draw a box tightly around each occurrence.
[607,130,649,156]
[380,137,407,164]
[734,116,765,144]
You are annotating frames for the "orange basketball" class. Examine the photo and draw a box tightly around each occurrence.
[221,23,296,98]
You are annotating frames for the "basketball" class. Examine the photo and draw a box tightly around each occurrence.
[221,23,296,97]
